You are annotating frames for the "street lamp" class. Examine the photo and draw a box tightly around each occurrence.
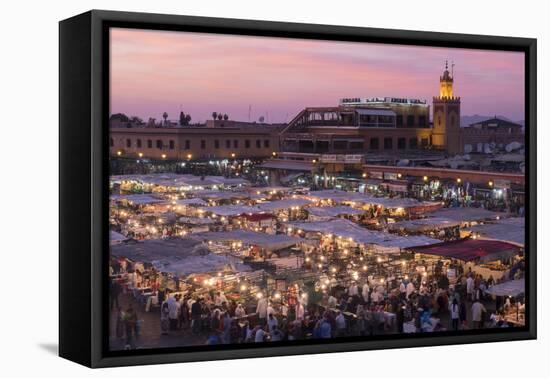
[423,175,428,182]
[187,153,192,160]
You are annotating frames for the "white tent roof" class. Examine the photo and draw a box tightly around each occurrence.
[175,198,208,206]
[485,278,525,297]
[257,198,312,212]
[195,230,302,251]
[112,194,166,205]
[307,206,364,218]
[205,205,263,217]
[428,207,506,222]
[389,217,461,232]
[466,217,525,246]
[110,173,249,188]
[288,219,439,249]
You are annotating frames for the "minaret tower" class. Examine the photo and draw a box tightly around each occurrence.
[432,61,461,154]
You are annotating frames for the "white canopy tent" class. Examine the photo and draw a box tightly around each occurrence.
[466,217,525,246]
[287,218,439,250]
[485,278,525,297]
[195,230,303,251]
[257,198,312,212]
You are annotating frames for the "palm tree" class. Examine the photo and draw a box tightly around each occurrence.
[212,111,218,120]
[179,111,185,126]
[223,114,229,121]
[217,113,223,120]
[185,114,192,124]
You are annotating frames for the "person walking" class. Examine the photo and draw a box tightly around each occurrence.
[471,299,486,329]
[449,298,460,331]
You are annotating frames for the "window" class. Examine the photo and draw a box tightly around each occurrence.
[384,137,393,150]
[156,140,162,149]
[409,138,418,149]
[333,140,347,150]
[110,138,114,147]
[169,140,175,150]
[256,140,261,148]
[349,141,364,150]
[245,140,250,148]
[126,139,131,148]
[396,115,403,127]
[137,139,142,148]
[421,138,429,147]
[407,115,415,127]
[201,140,206,149]
[264,140,270,148]
[233,140,239,148]
[369,138,379,150]
[418,115,427,127]
[214,140,220,149]
[184,140,190,150]
[226,140,231,148]
[397,138,406,150]
[147,140,152,149]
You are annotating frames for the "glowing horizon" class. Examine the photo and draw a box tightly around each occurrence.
[110,28,525,124]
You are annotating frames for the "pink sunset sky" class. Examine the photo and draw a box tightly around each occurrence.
[110,28,525,124]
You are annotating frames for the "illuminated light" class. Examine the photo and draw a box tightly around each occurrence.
[116,150,122,156]
[272,152,277,157]
[301,293,307,299]
[362,173,367,178]
[138,152,143,158]
[401,261,406,266]
[488,181,494,187]
[231,153,236,158]
[240,285,247,291]
[319,256,325,261]
[161,153,167,159]
[256,292,263,299]
[362,265,367,271]
[331,267,337,273]
[325,279,330,285]
[404,275,409,280]
[423,176,428,182]
[187,153,192,160]
[274,292,281,299]
[305,257,311,262]
[380,278,385,283]
[287,227,293,232]
[397,173,402,179]
[423,271,428,277]
[456,178,462,183]
[321,284,326,290]
[317,264,323,268]
[377,257,382,263]
[312,159,317,163]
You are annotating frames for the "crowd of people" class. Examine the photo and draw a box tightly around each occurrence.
[110,255,524,349]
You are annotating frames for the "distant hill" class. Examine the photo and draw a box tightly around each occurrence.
[460,115,523,128]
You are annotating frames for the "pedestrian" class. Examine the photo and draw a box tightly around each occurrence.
[449,298,460,331]
[471,299,486,329]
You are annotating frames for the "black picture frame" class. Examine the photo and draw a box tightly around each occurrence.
[59,9,537,368]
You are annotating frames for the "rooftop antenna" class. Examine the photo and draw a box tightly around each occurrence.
[451,61,455,78]
[248,105,251,122]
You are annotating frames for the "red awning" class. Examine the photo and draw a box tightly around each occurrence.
[239,213,275,222]
[407,239,522,262]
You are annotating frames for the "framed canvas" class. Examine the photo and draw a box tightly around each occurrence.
[59,10,536,368]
